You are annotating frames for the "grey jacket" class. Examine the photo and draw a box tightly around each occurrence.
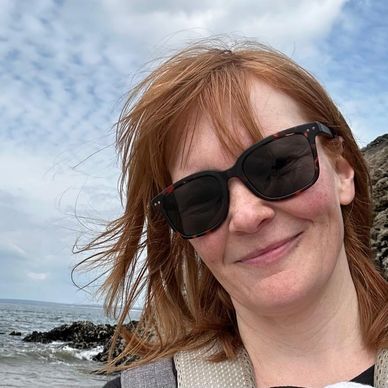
[121,358,176,388]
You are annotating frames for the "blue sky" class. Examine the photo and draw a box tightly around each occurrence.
[0,0,387,304]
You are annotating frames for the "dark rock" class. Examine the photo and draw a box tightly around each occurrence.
[9,331,22,336]
[23,321,117,346]
[362,133,388,278]
[23,320,138,364]
[92,336,138,364]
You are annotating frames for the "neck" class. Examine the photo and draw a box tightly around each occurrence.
[234,258,375,387]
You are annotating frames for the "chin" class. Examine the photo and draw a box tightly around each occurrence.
[246,276,324,316]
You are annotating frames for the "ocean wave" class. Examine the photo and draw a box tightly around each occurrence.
[62,344,104,361]
[39,342,104,363]
[1,341,103,365]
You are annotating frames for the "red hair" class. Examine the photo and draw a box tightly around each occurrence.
[77,40,387,371]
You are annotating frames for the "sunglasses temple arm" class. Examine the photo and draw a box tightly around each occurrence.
[316,122,336,138]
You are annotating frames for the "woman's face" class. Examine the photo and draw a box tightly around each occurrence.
[169,79,355,318]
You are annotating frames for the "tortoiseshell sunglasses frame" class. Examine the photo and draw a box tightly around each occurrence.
[152,122,335,239]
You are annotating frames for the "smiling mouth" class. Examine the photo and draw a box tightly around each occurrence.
[238,232,303,267]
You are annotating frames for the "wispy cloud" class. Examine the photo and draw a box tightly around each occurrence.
[27,272,48,281]
[311,0,388,144]
[0,0,386,304]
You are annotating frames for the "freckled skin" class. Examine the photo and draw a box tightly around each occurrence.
[170,79,355,320]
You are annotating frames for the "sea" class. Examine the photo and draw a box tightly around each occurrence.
[0,299,142,388]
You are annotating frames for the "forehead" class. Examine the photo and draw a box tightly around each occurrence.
[169,78,308,179]
[249,79,307,129]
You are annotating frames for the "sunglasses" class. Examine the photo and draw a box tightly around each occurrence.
[152,122,335,239]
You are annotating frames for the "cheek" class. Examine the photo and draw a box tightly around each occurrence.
[189,229,228,267]
[289,165,345,252]
[293,161,342,220]
[296,186,333,218]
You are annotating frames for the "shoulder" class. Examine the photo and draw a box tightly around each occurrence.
[120,357,177,388]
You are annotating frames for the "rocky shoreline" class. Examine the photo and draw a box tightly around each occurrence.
[23,320,137,363]
[363,133,388,278]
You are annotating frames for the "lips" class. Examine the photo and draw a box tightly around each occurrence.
[237,232,302,265]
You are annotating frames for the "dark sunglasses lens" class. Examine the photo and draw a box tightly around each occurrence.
[243,135,315,199]
[163,175,225,236]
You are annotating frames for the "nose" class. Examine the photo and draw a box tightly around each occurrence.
[228,178,275,234]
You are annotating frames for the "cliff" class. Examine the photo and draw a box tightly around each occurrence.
[363,134,388,278]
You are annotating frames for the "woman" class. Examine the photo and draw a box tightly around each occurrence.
[84,40,387,387]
